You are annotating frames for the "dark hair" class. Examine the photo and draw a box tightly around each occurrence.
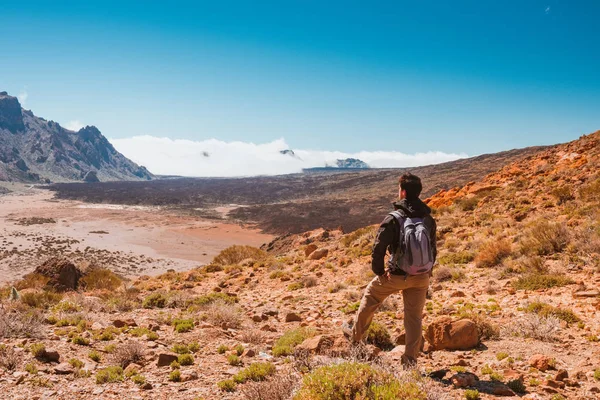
[399,173,422,199]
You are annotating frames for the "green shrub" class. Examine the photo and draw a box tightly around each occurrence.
[293,362,426,400]
[233,362,276,383]
[25,362,38,374]
[513,274,574,290]
[228,354,242,366]
[69,358,84,369]
[29,343,46,358]
[272,328,314,357]
[142,292,167,308]
[95,366,124,384]
[496,352,509,361]
[464,389,480,400]
[89,350,101,362]
[287,282,304,291]
[71,336,90,346]
[456,196,480,211]
[525,301,580,324]
[341,301,360,314]
[217,344,229,354]
[365,321,393,350]
[131,374,146,385]
[212,245,267,265]
[594,368,600,381]
[172,344,190,354]
[168,369,181,382]
[129,327,159,340]
[438,251,475,265]
[218,379,236,392]
[193,292,237,306]
[20,291,63,309]
[172,318,194,333]
[234,344,244,356]
[189,341,200,352]
[178,354,194,366]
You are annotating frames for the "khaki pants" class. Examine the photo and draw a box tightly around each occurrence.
[352,273,429,361]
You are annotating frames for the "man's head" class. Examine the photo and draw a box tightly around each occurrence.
[398,173,422,200]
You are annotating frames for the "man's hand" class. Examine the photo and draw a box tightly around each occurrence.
[383,270,391,281]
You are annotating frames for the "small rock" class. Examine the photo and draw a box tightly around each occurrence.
[113,318,137,328]
[44,350,60,363]
[242,349,256,357]
[529,354,553,371]
[450,290,466,297]
[304,244,318,257]
[54,362,74,375]
[451,372,478,388]
[285,312,302,322]
[141,382,153,390]
[181,371,198,382]
[425,317,479,351]
[554,369,568,381]
[309,248,328,260]
[252,315,262,323]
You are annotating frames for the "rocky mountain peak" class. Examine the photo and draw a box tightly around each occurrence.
[0,92,25,133]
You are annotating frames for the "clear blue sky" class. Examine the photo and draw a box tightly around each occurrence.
[1,0,599,155]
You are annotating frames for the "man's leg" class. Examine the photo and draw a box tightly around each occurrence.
[402,274,430,363]
[352,276,399,342]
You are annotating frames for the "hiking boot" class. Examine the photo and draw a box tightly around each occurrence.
[401,354,417,370]
[341,321,354,341]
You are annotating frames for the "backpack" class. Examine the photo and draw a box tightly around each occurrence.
[388,211,434,275]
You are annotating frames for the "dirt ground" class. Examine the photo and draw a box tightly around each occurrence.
[0,184,273,284]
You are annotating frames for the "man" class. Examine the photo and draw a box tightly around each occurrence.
[349,173,437,367]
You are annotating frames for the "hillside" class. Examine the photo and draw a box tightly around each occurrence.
[48,145,545,234]
[0,91,153,183]
[0,131,598,399]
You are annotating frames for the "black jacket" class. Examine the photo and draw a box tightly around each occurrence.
[371,197,437,276]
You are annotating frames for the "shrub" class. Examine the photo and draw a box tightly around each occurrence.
[301,276,318,288]
[288,282,304,291]
[293,362,426,400]
[30,343,46,358]
[72,336,90,346]
[129,327,159,340]
[503,314,560,341]
[0,345,19,371]
[193,292,237,306]
[233,362,276,383]
[80,268,122,291]
[142,293,167,309]
[178,354,194,366]
[506,378,526,394]
[341,301,360,314]
[525,301,580,324]
[218,379,236,392]
[594,369,600,381]
[212,245,267,265]
[520,220,569,256]
[96,366,124,384]
[550,186,574,205]
[241,374,297,400]
[89,350,101,362]
[172,318,194,333]
[112,341,145,368]
[131,374,146,385]
[579,178,600,202]
[456,196,480,211]
[341,226,377,247]
[189,341,200,352]
[438,251,475,265]
[513,274,573,290]
[365,321,393,350]
[172,344,190,354]
[14,273,50,290]
[204,300,242,329]
[20,291,63,309]
[328,282,347,293]
[496,352,509,361]
[272,327,314,357]
[474,240,511,268]
[235,344,244,356]
[217,344,229,354]
[228,354,242,366]
[168,369,181,382]
[69,358,84,369]
[25,362,38,374]
[0,304,45,338]
[464,389,480,400]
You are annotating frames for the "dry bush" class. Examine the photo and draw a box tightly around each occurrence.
[0,345,20,371]
[503,314,560,342]
[204,300,243,329]
[239,329,267,346]
[475,239,512,268]
[80,268,123,291]
[519,220,569,256]
[550,186,574,205]
[344,290,362,302]
[327,282,347,293]
[433,267,452,282]
[579,178,600,202]
[14,273,50,290]
[241,373,299,400]
[19,290,63,309]
[301,275,318,288]
[213,245,267,266]
[112,341,145,368]
[0,303,45,339]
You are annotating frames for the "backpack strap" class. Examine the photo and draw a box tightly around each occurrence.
[388,211,405,255]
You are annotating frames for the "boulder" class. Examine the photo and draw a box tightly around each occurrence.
[43,350,61,363]
[425,317,479,351]
[309,248,328,260]
[529,354,553,371]
[451,372,478,388]
[157,353,178,367]
[304,244,318,257]
[285,312,302,322]
[34,258,82,292]
[53,363,74,375]
[112,318,137,328]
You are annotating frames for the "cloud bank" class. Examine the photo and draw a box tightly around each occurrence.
[110,136,468,177]
[65,120,84,131]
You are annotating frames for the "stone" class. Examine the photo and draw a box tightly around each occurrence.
[450,290,466,297]
[544,379,565,389]
[124,363,142,376]
[53,363,74,375]
[157,353,178,367]
[242,349,256,357]
[296,335,332,354]
[309,248,328,260]
[451,372,478,388]
[33,258,82,292]
[304,244,318,257]
[44,350,60,363]
[425,317,479,351]
[181,371,198,382]
[285,312,302,322]
[113,318,137,328]
[141,382,153,390]
[252,315,262,322]
[554,369,568,381]
[529,354,553,371]
[572,289,600,298]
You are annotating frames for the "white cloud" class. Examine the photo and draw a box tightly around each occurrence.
[65,120,84,131]
[17,90,28,106]
[110,136,468,177]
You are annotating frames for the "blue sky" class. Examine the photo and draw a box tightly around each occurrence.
[1,1,599,173]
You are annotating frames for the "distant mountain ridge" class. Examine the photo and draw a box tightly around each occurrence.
[0,91,153,183]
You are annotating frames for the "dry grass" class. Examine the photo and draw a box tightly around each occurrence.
[520,220,569,256]
[241,373,299,400]
[112,341,145,369]
[0,303,45,339]
[213,245,267,266]
[239,329,267,346]
[474,239,511,268]
[204,300,243,329]
[80,268,122,291]
[503,313,560,342]
[0,345,20,371]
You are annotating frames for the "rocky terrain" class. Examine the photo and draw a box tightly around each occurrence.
[0,130,598,399]
[0,91,153,183]
[49,145,544,234]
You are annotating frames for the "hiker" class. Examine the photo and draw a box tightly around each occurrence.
[348,173,436,366]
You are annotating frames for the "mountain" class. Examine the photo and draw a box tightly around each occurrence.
[0,91,153,183]
[335,158,369,168]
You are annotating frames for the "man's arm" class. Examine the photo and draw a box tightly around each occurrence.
[371,215,395,276]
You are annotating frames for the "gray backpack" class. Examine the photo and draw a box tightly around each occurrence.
[389,211,434,275]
